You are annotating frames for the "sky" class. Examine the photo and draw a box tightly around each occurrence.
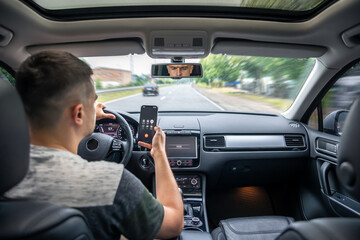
[84,54,200,76]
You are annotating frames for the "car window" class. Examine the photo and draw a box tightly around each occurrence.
[306,60,360,135]
[0,66,15,85]
[86,54,315,114]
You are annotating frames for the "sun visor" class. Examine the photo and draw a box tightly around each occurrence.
[212,39,327,58]
[27,39,144,57]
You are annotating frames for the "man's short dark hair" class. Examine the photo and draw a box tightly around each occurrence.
[16,50,94,129]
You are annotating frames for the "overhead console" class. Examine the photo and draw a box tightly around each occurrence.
[148,31,209,59]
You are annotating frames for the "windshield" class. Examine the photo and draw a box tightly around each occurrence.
[84,54,315,114]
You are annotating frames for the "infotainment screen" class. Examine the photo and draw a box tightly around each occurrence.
[166,136,197,159]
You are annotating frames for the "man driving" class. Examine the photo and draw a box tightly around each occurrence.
[5,51,183,240]
[166,64,194,77]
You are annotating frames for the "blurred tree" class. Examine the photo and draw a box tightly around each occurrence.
[198,54,315,97]
[199,54,240,85]
[94,79,103,90]
[230,56,268,93]
[133,74,151,86]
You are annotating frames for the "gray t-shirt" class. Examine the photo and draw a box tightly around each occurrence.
[5,145,164,240]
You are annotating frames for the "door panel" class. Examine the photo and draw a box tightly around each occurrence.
[302,125,360,218]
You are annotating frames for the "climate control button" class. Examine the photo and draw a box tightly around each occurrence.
[190,178,198,185]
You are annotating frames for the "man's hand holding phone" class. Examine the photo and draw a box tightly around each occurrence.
[138,126,167,159]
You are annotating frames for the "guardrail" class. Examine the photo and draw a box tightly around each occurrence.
[96,86,141,94]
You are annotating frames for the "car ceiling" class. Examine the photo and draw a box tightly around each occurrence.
[1,0,360,119]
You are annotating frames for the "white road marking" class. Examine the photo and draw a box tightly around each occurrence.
[104,93,141,104]
[160,96,166,100]
[192,88,225,111]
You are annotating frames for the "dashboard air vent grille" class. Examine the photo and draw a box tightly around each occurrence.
[205,136,225,147]
[285,135,304,147]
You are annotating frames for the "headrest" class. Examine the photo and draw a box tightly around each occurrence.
[0,80,29,195]
[337,97,360,201]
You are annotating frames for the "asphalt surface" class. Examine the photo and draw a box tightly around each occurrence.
[105,84,223,112]
[105,84,282,114]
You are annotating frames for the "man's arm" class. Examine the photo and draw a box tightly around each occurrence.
[139,126,184,238]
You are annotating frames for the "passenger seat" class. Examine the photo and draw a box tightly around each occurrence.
[211,216,294,240]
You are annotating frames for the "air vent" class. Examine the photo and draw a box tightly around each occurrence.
[284,135,304,147]
[205,136,225,147]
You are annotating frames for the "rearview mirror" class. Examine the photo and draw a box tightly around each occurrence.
[151,63,203,79]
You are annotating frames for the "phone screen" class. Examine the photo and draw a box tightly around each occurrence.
[138,105,158,144]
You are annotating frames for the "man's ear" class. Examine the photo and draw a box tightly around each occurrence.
[71,103,84,126]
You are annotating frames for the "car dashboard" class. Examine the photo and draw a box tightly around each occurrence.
[97,110,310,232]
[98,110,309,186]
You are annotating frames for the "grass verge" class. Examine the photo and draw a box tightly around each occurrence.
[196,83,292,111]
[97,89,142,103]
[227,92,293,110]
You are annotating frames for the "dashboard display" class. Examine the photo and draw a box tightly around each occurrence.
[97,122,136,140]
[166,136,197,159]
[98,123,120,138]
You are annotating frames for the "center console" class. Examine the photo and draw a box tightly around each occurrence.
[164,130,200,168]
[152,129,209,236]
[175,174,209,232]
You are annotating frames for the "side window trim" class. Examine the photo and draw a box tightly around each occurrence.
[318,103,323,131]
[0,61,15,85]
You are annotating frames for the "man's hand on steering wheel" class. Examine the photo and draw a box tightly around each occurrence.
[78,107,133,166]
[95,102,116,120]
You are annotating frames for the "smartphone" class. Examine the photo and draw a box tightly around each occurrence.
[138,105,158,144]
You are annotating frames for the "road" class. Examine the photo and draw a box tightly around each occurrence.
[105,84,223,112]
[105,84,282,114]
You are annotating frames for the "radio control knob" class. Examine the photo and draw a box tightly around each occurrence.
[176,160,182,166]
[191,178,198,185]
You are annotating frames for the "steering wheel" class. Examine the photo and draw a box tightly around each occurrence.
[78,109,133,166]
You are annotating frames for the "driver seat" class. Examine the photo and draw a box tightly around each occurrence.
[0,79,94,240]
